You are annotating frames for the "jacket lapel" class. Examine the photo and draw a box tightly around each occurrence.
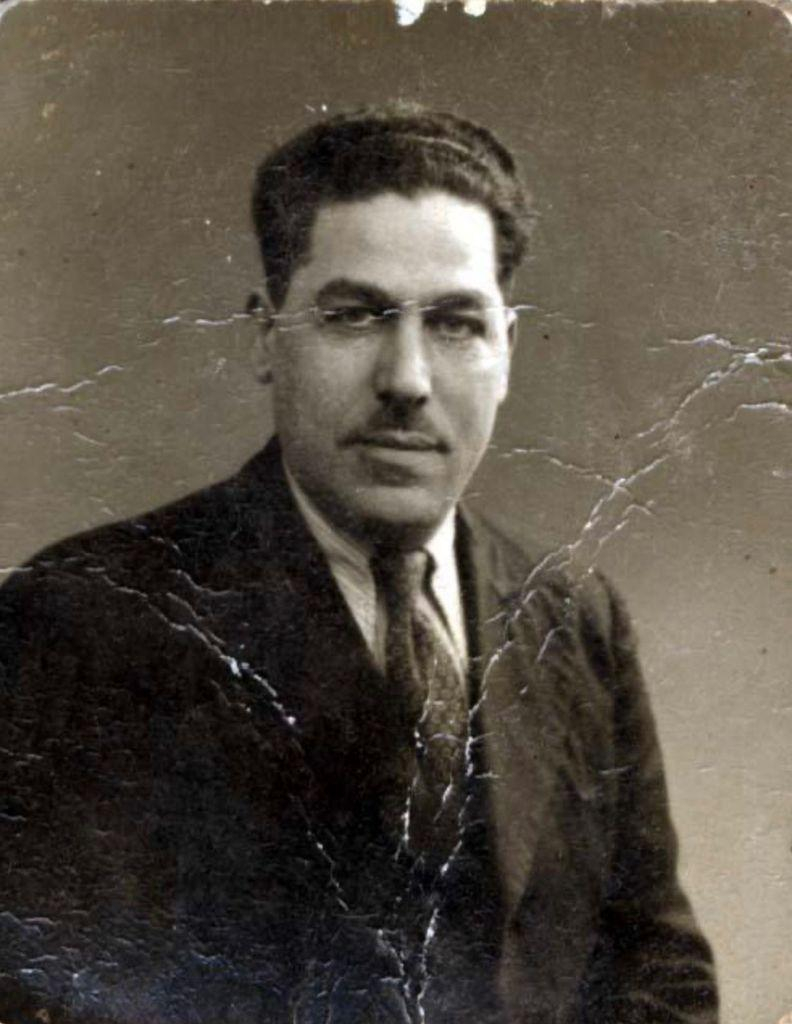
[194,442,411,841]
[226,443,383,715]
[460,511,570,922]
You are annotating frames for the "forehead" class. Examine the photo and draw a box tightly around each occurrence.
[291,190,501,304]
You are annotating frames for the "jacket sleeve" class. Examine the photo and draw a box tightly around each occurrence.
[579,575,719,1024]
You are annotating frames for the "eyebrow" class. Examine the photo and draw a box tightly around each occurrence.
[425,292,490,313]
[315,279,393,309]
[314,278,494,314]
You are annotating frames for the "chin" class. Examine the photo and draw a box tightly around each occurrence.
[341,484,452,547]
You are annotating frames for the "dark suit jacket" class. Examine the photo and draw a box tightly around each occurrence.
[0,439,718,1024]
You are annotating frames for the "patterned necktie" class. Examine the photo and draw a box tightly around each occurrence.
[369,548,469,863]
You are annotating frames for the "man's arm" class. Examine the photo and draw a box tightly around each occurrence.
[580,577,719,1024]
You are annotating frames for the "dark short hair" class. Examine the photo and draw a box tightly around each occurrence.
[251,103,532,308]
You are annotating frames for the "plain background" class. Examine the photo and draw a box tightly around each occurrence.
[1,2,790,1021]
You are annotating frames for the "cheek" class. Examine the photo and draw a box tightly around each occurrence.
[445,364,507,432]
[273,346,326,413]
[278,344,374,419]
[487,346,512,404]
[277,365,358,444]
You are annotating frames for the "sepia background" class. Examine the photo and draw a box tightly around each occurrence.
[1,2,790,1021]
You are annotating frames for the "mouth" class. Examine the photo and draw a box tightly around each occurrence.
[350,430,447,453]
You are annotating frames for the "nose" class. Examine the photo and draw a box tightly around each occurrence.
[374,308,431,407]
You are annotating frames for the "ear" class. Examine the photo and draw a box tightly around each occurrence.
[247,291,275,385]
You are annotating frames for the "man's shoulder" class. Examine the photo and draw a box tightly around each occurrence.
[462,506,618,647]
[7,477,230,580]
[1,445,283,603]
[460,504,535,593]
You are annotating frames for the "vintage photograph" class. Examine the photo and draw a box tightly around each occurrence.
[1,2,790,1023]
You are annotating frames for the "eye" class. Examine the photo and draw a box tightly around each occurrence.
[318,305,384,331]
[426,312,485,343]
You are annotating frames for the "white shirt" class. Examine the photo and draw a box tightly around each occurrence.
[285,468,468,674]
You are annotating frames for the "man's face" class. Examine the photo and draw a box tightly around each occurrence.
[266,189,514,547]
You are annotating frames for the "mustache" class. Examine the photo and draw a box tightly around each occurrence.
[342,414,450,453]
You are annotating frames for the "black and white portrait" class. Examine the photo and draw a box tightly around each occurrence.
[1,4,789,1024]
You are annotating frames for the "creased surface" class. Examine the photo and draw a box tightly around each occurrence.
[1,3,790,1024]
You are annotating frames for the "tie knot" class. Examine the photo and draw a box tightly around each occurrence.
[370,548,430,609]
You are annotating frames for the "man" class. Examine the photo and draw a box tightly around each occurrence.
[0,106,718,1023]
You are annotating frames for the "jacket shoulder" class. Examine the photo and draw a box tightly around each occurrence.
[2,456,271,596]
[463,507,627,666]
[466,508,615,622]
[461,506,537,595]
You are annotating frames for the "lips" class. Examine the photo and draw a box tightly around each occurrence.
[351,429,445,452]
